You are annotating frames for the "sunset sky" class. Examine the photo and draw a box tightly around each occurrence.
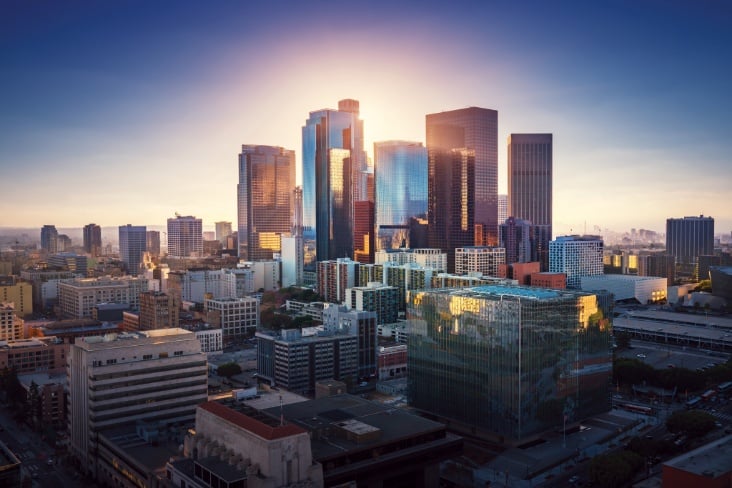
[2,0,731,236]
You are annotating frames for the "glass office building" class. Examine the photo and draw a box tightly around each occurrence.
[237,145,296,261]
[302,100,367,269]
[407,285,611,442]
[507,134,553,231]
[374,141,428,251]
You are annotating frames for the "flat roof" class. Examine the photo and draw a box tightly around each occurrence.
[614,316,732,344]
[664,435,732,477]
[199,401,306,441]
[263,394,447,461]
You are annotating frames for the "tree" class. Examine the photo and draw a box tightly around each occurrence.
[217,362,242,379]
[615,331,631,350]
[589,451,643,488]
[666,410,716,439]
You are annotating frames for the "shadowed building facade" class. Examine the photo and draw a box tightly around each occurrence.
[507,133,553,233]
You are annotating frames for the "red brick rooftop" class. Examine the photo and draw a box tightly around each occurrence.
[199,401,306,440]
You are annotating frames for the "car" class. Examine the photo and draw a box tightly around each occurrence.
[637,353,647,359]
[569,475,580,484]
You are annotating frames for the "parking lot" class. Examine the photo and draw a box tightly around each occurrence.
[618,339,729,372]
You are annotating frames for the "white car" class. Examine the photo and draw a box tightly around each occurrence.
[637,353,647,358]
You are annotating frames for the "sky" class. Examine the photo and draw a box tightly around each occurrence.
[1,0,731,236]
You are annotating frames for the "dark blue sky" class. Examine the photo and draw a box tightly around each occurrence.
[2,0,730,233]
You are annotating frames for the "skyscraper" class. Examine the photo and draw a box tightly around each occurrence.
[146,230,161,257]
[353,200,375,264]
[302,99,367,268]
[237,145,296,261]
[499,217,552,271]
[426,107,498,246]
[83,223,102,257]
[427,148,475,273]
[118,224,146,274]
[497,194,508,225]
[40,225,58,254]
[374,141,428,251]
[507,133,553,234]
[666,215,714,279]
[167,215,203,258]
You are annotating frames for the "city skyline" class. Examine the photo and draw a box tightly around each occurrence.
[2,1,731,234]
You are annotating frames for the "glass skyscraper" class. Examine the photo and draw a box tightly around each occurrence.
[426,107,498,246]
[83,223,102,257]
[40,224,58,254]
[302,99,366,268]
[374,141,428,251]
[237,145,296,261]
[666,215,714,279]
[507,133,553,234]
[427,148,475,273]
[118,224,146,275]
[407,285,611,442]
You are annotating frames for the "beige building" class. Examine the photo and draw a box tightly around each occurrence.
[0,303,23,341]
[0,277,33,318]
[455,246,506,277]
[58,276,149,318]
[204,297,259,343]
[67,328,208,477]
[139,291,178,330]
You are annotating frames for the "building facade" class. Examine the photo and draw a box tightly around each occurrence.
[507,133,553,233]
[426,107,498,246]
[374,140,428,251]
[666,215,714,279]
[345,283,398,326]
[0,277,33,317]
[316,258,358,304]
[204,296,259,343]
[146,230,161,258]
[57,276,149,318]
[499,217,552,271]
[549,235,604,289]
[214,221,232,246]
[83,223,102,257]
[407,285,611,442]
[40,225,58,255]
[0,303,23,341]
[67,329,208,476]
[139,291,179,330]
[455,246,506,277]
[167,215,203,258]
[237,145,296,261]
[302,99,367,269]
[118,224,147,275]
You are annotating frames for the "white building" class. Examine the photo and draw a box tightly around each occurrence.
[280,236,303,287]
[193,327,223,355]
[204,297,259,343]
[454,246,506,277]
[67,328,208,476]
[580,275,667,304]
[549,235,604,289]
[375,248,447,271]
[57,276,150,318]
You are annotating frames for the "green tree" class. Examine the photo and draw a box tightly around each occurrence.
[217,362,242,378]
[615,331,631,350]
[666,410,716,439]
[589,451,643,488]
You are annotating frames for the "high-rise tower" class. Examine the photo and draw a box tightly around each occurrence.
[426,107,498,246]
[508,133,553,234]
[118,225,147,274]
[666,215,714,279]
[302,99,367,268]
[83,224,102,257]
[237,145,296,261]
[374,141,428,251]
[167,215,203,258]
[40,225,59,254]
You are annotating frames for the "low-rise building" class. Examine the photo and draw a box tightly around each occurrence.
[57,276,149,318]
[0,337,67,374]
[580,274,667,304]
[663,434,732,488]
[530,272,567,289]
[204,297,259,344]
[0,303,23,341]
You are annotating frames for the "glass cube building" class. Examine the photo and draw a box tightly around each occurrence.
[407,285,611,442]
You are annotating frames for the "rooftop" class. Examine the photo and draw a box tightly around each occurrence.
[664,434,732,477]
[199,401,306,441]
[463,285,565,300]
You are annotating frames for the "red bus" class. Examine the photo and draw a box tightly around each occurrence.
[620,403,654,415]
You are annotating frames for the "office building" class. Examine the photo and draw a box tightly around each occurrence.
[167,215,203,258]
[47,252,87,276]
[455,246,506,277]
[666,215,715,279]
[214,221,232,245]
[302,99,367,268]
[0,276,32,317]
[637,252,676,284]
[118,224,147,274]
[549,235,604,289]
[317,258,358,304]
[0,337,67,374]
[83,223,102,257]
[68,329,208,477]
[345,282,398,325]
[375,248,447,271]
[0,303,23,341]
[507,134,553,233]
[322,305,378,380]
[407,285,611,442]
[139,291,178,330]
[498,261,541,285]
[17,372,67,429]
[427,147,476,273]
[57,276,149,318]
[500,217,552,271]
[530,272,567,289]
[359,262,437,315]
[373,140,428,250]
[146,230,161,258]
[353,200,375,263]
[498,194,508,224]
[237,145,296,261]
[204,296,259,343]
[40,225,58,254]
[426,107,498,246]
[256,328,358,395]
